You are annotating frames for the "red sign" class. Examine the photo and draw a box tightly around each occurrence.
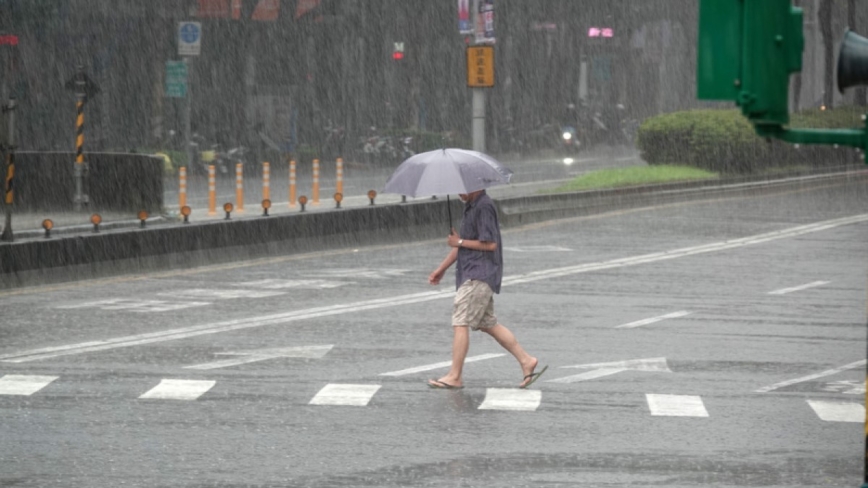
[0,35,19,46]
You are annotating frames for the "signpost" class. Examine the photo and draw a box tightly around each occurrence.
[64,66,100,211]
[177,22,201,175]
[466,0,495,153]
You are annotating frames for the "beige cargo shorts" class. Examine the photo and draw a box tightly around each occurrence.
[452,280,497,331]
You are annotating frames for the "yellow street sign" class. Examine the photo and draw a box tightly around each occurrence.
[466,45,494,88]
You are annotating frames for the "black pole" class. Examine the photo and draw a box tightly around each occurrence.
[447,195,453,233]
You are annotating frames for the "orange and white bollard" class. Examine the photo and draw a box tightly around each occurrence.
[336,157,344,196]
[208,165,216,215]
[289,159,297,207]
[312,158,320,205]
[235,163,244,212]
[179,167,187,209]
[262,162,271,202]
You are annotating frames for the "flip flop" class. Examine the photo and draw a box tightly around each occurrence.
[428,379,464,390]
[520,365,548,389]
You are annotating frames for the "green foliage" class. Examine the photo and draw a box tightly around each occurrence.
[637,107,862,174]
[548,165,717,193]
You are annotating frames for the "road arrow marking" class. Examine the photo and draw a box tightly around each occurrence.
[755,359,866,393]
[184,345,333,370]
[768,280,830,295]
[379,353,506,377]
[546,357,671,384]
[615,311,692,329]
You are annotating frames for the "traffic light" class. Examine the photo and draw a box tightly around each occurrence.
[392,42,404,61]
[697,0,803,126]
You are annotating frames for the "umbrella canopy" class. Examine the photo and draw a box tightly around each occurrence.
[383,148,513,198]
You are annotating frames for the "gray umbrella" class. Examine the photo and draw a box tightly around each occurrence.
[383,148,513,230]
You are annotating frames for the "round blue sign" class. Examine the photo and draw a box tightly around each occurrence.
[180,23,200,44]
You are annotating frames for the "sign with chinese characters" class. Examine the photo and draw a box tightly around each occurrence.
[466,45,494,88]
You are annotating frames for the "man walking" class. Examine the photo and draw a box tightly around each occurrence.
[427,189,546,389]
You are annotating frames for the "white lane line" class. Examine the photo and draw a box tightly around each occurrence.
[379,353,506,377]
[138,379,216,400]
[768,280,830,295]
[756,360,866,393]
[478,388,542,411]
[0,375,58,395]
[615,311,692,329]
[159,289,286,299]
[646,394,709,417]
[309,384,381,406]
[5,214,868,363]
[807,400,864,422]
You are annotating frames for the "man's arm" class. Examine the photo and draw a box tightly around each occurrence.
[429,247,458,285]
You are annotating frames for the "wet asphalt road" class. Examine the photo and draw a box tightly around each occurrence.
[1,175,867,487]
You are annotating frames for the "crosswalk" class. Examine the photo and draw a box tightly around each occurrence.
[0,373,862,420]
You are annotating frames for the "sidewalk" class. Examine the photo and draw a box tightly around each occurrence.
[0,177,568,241]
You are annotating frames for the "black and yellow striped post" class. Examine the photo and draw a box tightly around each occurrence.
[64,66,99,211]
[0,98,16,242]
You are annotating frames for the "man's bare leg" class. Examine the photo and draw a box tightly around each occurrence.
[481,324,539,387]
[430,325,469,388]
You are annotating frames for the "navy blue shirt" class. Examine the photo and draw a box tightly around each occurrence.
[456,191,503,293]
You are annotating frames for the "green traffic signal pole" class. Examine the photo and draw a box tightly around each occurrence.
[754,122,868,152]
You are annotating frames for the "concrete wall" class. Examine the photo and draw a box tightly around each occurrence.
[11,152,164,212]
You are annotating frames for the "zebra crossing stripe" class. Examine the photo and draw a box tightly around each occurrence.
[478,388,541,411]
[646,394,709,417]
[309,384,381,406]
[138,379,216,401]
[807,400,864,422]
[0,375,58,395]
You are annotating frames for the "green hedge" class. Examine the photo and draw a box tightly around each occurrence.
[637,107,863,173]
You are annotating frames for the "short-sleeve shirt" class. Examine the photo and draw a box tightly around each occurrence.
[455,191,503,294]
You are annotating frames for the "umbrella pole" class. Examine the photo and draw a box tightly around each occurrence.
[447,195,453,233]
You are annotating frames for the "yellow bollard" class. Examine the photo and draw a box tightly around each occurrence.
[179,167,187,209]
[312,158,320,205]
[236,163,244,212]
[336,157,344,196]
[262,162,271,202]
[289,159,297,207]
[208,165,216,216]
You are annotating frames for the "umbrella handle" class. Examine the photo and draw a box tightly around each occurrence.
[447,195,453,233]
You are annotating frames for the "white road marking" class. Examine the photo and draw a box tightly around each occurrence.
[309,384,380,406]
[756,360,866,393]
[56,299,211,313]
[822,380,865,395]
[547,357,671,384]
[0,375,58,395]
[6,214,868,363]
[303,268,408,279]
[504,246,572,252]
[478,388,542,411]
[646,394,709,417]
[159,289,285,299]
[768,280,830,295]
[138,379,216,400]
[807,400,864,422]
[235,279,347,289]
[379,353,506,377]
[614,311,692,329]
[184,345,333,370]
